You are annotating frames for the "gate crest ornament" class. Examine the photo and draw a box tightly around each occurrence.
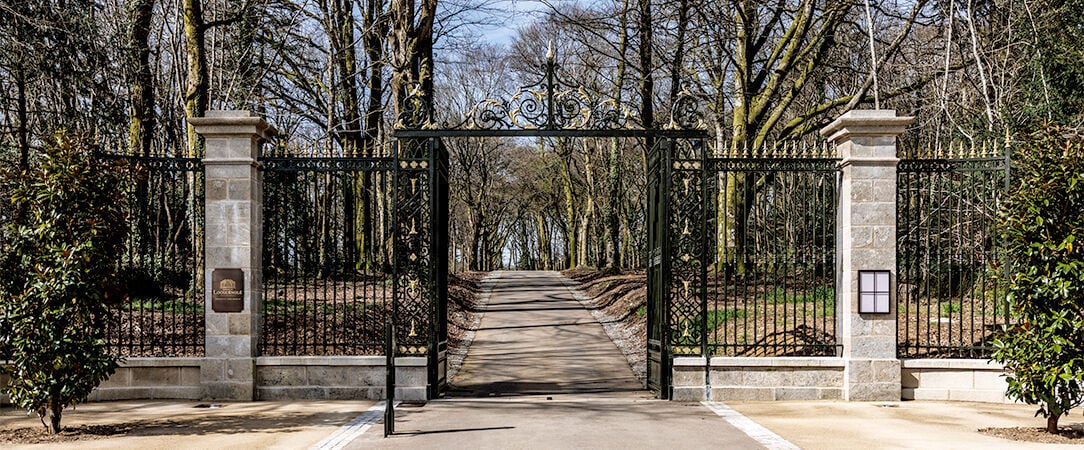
[396,44,707,132]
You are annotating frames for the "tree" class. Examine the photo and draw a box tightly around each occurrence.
[0,0,124,163]
[390,0,438,122]
[127,0,156,157]
[183,0,256,157]
[1013,0,1084,128]
[0,132,134,433]
[992,126,1084,434]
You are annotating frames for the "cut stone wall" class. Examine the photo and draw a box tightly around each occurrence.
[255,356,428,402]
[673,357,845,401]
[43,356,430,403]
[901,359,1010,403]
[672,357,1012,403]
[671,357,707,401]
[710,357,845,401]
[87,358,203,402]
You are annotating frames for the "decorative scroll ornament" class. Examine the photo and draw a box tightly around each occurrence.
[667,89,707,130]
[461,50,638,130]
[396,83,432,130]
[396,44,709,132]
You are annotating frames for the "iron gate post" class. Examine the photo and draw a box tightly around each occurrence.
[428,138,451,398]
[647,137,674,399]
[666,136,710,401]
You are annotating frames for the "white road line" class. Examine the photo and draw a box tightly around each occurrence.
[311,401,397,450]
[702,401,800,450]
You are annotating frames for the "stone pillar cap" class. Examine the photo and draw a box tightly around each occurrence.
[820,109,913,143]
[188,110,277,143]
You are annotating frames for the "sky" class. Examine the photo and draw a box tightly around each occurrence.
[468,0,552,47]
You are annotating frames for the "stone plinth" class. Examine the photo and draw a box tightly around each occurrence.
[822,110,913,401]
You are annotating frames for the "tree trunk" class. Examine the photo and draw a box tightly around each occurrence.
[606,0,631,270]
[561,141,577,269]
[669,0,690,102]
[390,0,436,123]
[1047,415,1059,434]
[638,0,654,133]
[581,140,596,268]
[183,0,208,158]
[15,67,29,170]
[325,0,363,270]
[358,0,388,272]
[49,398,62,434]
[537,213,551,270]
[127,0,156,156]
[469,209,484,271]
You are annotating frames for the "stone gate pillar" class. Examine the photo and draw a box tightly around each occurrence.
[821,110,912,401]
[190,111,276,400]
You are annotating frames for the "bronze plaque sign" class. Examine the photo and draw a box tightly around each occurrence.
[211,268,244,313]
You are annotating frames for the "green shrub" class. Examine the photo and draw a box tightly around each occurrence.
[992,126,1084,434]
[0,132,136,433]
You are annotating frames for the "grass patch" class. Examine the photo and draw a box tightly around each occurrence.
[707,308,745,328]
[126,298,204,314]
[758,285,834,304]
[635,305,647,317]
[939,301,962,317]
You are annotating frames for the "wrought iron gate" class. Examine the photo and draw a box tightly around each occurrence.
[646,135,712,398]
[382,51,708,431]
[390,137,450,396]
[646,137,670,396]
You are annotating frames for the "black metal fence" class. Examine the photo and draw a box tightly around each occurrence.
[896,146,1011,358]
[104,153,206,357]
[259,143,396,356]
[705,156,840,357]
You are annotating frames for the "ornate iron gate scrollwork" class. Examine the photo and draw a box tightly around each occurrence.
[647,136,711,399]
[393,138,435,359]
[387,137,449,434]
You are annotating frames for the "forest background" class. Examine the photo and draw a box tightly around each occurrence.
[1,0,1082,273]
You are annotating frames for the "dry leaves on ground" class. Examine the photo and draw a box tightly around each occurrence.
[0,424,134,445]
[978,426,1084,444]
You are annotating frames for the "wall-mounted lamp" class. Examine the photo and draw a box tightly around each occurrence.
[859,270,891,314]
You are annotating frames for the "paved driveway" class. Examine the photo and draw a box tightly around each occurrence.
[346,271,767,449]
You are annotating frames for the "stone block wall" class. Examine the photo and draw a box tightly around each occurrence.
[255,357,428,402]
[88,358,202,402]
[672,357,845,401]
[710,358,845,401]
[671,357,1014,404]
[901,359,1010,403]
[671,357,707,401]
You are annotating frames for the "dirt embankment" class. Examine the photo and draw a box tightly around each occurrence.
[447,271,488,353]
